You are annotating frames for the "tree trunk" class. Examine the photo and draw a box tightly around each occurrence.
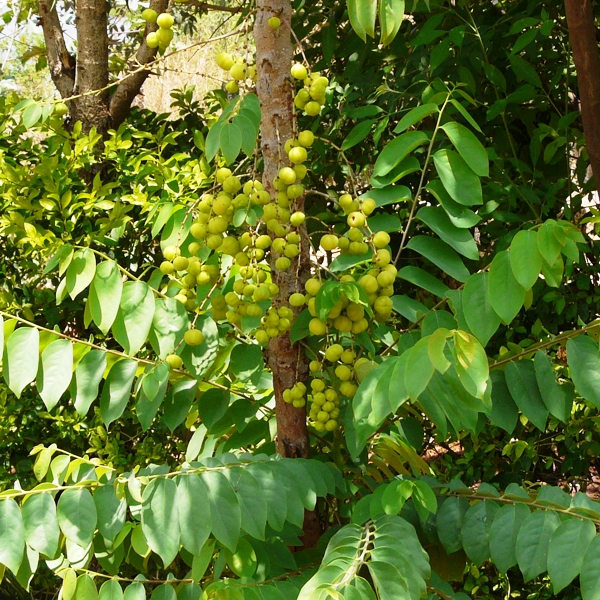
[564,0,600,199]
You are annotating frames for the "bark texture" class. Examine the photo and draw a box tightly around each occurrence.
[565,0,600,198]
[255,0,311,460]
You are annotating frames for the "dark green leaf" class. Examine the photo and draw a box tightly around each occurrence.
[99,359,138,428]
[462,273,501,346]
[505,360,548,430]
[567,336,600,409]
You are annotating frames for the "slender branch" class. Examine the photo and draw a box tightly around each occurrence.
[187,1,242,12]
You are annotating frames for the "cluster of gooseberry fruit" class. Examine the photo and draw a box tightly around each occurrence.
[282,382,306,408]
[143,9,175,51]
[291,63,329,117]
[215,52,257,94]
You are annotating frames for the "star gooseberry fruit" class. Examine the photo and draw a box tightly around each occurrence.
[268,16,281,28]
[156,12,174,28]
[142,8,157,23]
[291,63,308,80]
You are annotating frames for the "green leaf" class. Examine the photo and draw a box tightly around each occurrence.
[417,206,479,260]
[509,54,542,88]
[163,379,197,432]
[489,503,530,574]
[89,261,123,335]
[567,336,600,409]
[177,474,211,555]
[180,315,219,379]
[246,462,288,532]
[488,370,518,433]
[348,0,377,40]
[149,297,188,359]
[94,485,127,543]
[75,575,99,600]
[136,363,169,430]
[547,518,595,593]
[462,273,501,346]
[224,467,267,540]
[433,148,482,206]
[342,120,375,151]
[379,0,404,45]
[151,585,176,600]
[440,121,489,177]
[232,114,258,157]
[373,131,429,178]
[229,344,264,382]
[37,339,73,411]
[22,102,42,128]
[426,180,481,229]
[397,266,449,298]
[461,501,499,566]
[0,498,24,574]
[99,580,124,600]
[62,569,78,600]
[205,120,224,162]
[99,359,138,428]
[437,497,469,553]
[198,388,229,431]
[391,295,428,322]
[509,230,543,289]
[201,470,241,552]
[22,492,59,559]
[123,584,146,600]
[405,338,435,400]
[505,360,548,430]
[142,478,180,567]
[57,488,97,547]
[405,236,470,282]
[73,349,107,416]
[516,511,560,582]
[4,327,39,398]
[220,122,242,165]
[452,331,489,399]
[537,220,562,265]
[394,103,438,134]
[66,249,96,300]
[534,351,571,422]
[488,251,526,324]
[112,282,155,356]
[581,535,600,600]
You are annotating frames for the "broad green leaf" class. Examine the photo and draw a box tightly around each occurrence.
[99,359,138,428]
[205,120,224,162]
[73,349,106,416]
[342,119,375,151]
[488,251,526,324]
[567,336,600,409]
[224,467,267,540]
[66,249,96,300]
[436,497,469,553]
[22,492,59,558]
[405,236,470,282]
[348,0,377,40]
[488,370,518,433]
[397,266,449,298]
[581,535,600,600]
[180,315,219,379]
[428,328,450,374]
[461,501,499,566]
[394,103,438,134]
[141,478,180,567]
[57,488,97,547]
[246,462,288,532]
[62,569,78,600]
[112,282,155,356]
[22,102,42,128]
[178,583,201,600]
[151,585,176,600]
[391,295,428,322]
[373,131,429,178]
[229,344,264,382]
[201,470,241,552]
[198,388,229,431]
[76,574,99,600]
[534,351,571,422]
[232,114,258,157]
[220,122,242,165]
[509,54,542,88]
[452,331,489,399]
[0,498,24,574]
[505,360,548,430]
[509,230,543,289]
[163,379,197,432]
[4,327,39,398]
[462,273,501,347]
[136,363,169,430]
[94,485,127,543]
[489,503,530,573]
[99,580,124,600]
[379,0,404,45]
[440,121,489,177]
[417,206,479,260]
[177,474,211,555]
[37,339,73,411]
[433,149,482,206]
[0,314,3,364]
[368,560,411,600]
[547,518,595,593]
[537,220,562,265]
[426,180,481,229]
[149,297,188,359]
[516,511,560,582]
[405,338,435,400]
[89,261,123,335]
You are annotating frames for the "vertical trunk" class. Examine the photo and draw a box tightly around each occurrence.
[255,0,311,461]
[73,0,111,134]
[564,0,600,198]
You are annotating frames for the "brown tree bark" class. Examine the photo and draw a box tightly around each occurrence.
[565,0,600,198]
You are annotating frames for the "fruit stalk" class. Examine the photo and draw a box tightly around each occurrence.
[254,0,311,459]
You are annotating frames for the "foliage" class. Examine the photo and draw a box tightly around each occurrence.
[0,0,600,599]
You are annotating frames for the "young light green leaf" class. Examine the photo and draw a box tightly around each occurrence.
[567,336,600,409]
[440,121,489,177]
[112,282,155,356]
[433,148,482,206]
[76,574,99,600]
[0,498,25,574]
[22,492,60,558]
[516,511,560,582]
[488,250,526,324]
[142,478,180,568]
[373,131,429,178]
[505,360,548,430]
[99,359,138,428]
[379,0,404,45]
[537,220,563,265]
[89,261,123,335]
[348,0,377,40]
[149,297,188,359]
[57,488,97,548]
[4,327,39,398]
[65,248,96,300]
[37,339,73,411]
[177,474,211,556]
[73,349,106,416]
[509,230,543,289]
[462,273,501,347]
[489,503,530,573]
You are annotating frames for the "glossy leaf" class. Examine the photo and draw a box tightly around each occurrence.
[509,230,543,289]
[201,470,241,552]
[94,485,127,543]
[4,327,39,398]
[379,0,404,45]
[581,535,600,600]
[0,498,24,574]
[489,503,530,573]
[99,359,138,428]
[505,360,548,430]
[177,474,211,555]
[65,248,96,300]
[405,236,470,282]
[99,580,124,600]
[373,131,429,178]
[488,251,526,324]
[57,488,97,548]
[567,336,600,409]
[433,148,482,206]
[461,501,499,566]
[516,511,560,582]
[89,261,123,335]
[462,273,501,347]
[394,103,438,134]
[37,339,73,411]
[22,492,60,558]
[440,121,489,177]
[112,282,155,356]
[73,349,106,416]
[534,351,571,422]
